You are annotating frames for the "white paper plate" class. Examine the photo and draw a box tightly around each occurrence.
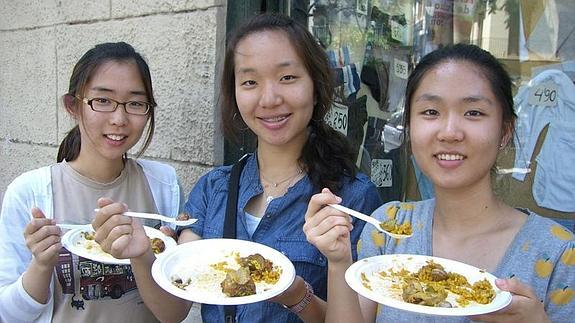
[151,238,296,305]
[345,254,512,316]
[61,226,176,265]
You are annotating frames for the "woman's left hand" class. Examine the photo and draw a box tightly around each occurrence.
[159,225,178,241]
[468,278,550,323]
[269,275,306,306]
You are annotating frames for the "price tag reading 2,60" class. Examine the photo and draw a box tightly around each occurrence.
[325,102,348,136]
[528,81,559,107]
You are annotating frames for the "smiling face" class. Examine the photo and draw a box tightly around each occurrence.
[409,60,507,191]
[233,30,315,151]
[75,60,150,166]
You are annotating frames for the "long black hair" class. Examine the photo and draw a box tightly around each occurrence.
[220,13,357,193]
[57,42,156,162]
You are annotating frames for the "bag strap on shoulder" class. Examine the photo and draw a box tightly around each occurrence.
[223,154,249,323]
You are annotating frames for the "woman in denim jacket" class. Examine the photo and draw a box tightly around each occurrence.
[93,13,382,323]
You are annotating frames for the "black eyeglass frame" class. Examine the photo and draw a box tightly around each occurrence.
[76,96,153,115]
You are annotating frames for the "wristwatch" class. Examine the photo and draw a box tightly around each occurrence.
[282,280,314,314]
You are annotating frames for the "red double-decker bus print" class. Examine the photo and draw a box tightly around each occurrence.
[56,247,137,300]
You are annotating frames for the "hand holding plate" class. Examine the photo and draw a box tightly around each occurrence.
[467,278,549,322]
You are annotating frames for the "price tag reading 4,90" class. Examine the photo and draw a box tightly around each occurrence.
[325,102,348,136]
[528,81,559,107]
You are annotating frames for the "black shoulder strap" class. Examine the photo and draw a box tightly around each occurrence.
[223,154,249,323]
[223,154,248,239]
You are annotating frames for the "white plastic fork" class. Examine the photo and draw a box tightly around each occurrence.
[56,223,93,230]
[93,209,198,226]
[328,204,412,239]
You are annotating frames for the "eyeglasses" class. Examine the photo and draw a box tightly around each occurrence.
[78,97,152,115]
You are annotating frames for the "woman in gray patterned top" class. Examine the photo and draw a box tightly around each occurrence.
[303,44,574,322]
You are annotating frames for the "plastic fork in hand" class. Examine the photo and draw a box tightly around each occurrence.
[328,204,412,239]
[56,223,93,230]
[94,209,198,226]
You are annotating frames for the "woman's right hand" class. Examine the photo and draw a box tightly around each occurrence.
[303,188,354,264]
[92,197,150,259]
[23,207,62,271]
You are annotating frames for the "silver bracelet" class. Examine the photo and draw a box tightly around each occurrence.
[282,280,314,314]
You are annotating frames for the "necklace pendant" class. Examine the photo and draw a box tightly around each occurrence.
[273,183,278,188]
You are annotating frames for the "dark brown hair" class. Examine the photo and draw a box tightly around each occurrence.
[57,42,156,162]
[404,44,516,136]
[220,13,357,193]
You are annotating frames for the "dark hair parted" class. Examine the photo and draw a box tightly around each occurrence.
[404,43,516,134]
[220,13,357,193]
[57,42,156,162]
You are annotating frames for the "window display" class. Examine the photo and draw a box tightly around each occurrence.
[512,69,575,213]
[300,0,574,230]
[307,0,414,201]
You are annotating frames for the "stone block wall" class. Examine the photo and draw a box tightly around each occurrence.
[0,0,227,204]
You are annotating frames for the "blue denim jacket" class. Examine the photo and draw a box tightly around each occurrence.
[183,154,382,322]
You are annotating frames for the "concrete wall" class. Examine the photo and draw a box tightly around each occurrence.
[0,0,227,205]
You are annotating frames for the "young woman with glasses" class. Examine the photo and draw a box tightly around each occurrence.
[0,42,182,323]
[91,13,382,323]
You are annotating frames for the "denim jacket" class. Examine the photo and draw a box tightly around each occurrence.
[183,153,382,322]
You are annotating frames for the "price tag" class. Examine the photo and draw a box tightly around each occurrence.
[371,159,393,188]
[394,58,409,80]
[528,81,558,107]
[325,102,348,136]
[390,20,405,44]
